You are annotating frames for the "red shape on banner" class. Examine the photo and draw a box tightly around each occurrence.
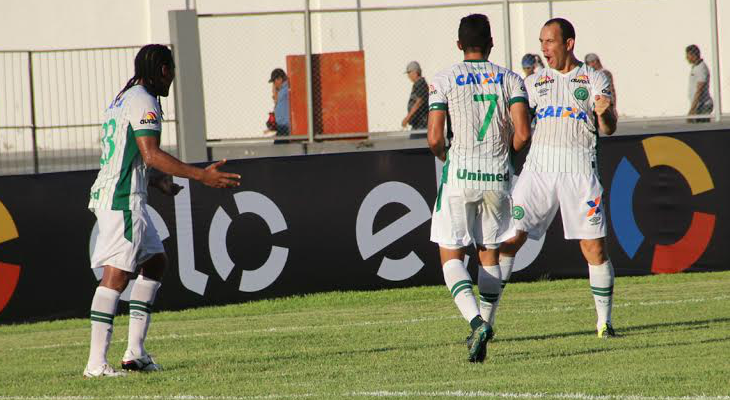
[0,262,21,313]
[651,212,715,274]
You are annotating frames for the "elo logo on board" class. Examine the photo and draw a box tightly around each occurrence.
[0,200,21,315]
[610,136,715,273]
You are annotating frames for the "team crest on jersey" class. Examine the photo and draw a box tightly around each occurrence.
[140,111,159,125]
[456,72,504,86]
[574,87,589,101]
[512,206,525,220]
[570,74,590,84]
[534,75,555,87]
[536,105,588,122]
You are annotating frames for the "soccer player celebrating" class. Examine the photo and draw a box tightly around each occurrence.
[85,45,240,378]
[498,18,618,338]
[428,14,531,362]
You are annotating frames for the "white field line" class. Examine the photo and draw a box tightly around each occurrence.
[1,391,729,400]
[11,294,730,352]
[348,391,730,400]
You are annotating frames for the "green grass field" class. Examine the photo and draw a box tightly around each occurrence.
[1,271,729,400]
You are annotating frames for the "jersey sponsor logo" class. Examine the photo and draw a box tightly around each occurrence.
[587,196,601,217]
[574,87,589,101]
[538,87,550,97]
[140,111,159,125]
[534,75,555,87]
[456,168,510,182]
[535,105,588,122]
[570,74,590,84]
[455,72,504,86]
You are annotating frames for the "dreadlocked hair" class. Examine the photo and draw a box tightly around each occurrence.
[115,44,174,116]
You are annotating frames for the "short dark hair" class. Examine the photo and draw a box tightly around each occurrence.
[686,44,701,58]
[458,14,492,53]
[544,18,575,43]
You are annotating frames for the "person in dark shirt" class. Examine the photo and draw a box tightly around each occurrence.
[402,61,429,133]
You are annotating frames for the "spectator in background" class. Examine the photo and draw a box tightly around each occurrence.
[521,53,542,78]
[585,53,617,112]
[269,68,291,138]
[402,61,429,135]
[685,45,713,123]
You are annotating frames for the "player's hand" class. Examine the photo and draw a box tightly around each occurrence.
[201,159,241,188]
[152,174,184,196]
[594,95,611,116]
[401,117,409,128]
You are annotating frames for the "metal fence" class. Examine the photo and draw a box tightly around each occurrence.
[197,0,728,143]
[0,46,177,176]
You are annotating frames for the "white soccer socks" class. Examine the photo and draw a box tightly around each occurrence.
[479,256,514,327]
[443,259,482,329]
[88,286,121,369]
[588,260,615,329]
[477,264,501,327]
[126,275,161,359]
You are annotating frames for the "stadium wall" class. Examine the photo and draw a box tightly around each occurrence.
[0,130,729,324]
[1,0,728,143]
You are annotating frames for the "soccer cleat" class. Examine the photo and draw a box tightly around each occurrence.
[121,351,162,372]
[83,363,127,378]
[597,323,616,338]
[466,322,494,362]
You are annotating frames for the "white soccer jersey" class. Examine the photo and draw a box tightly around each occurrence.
[523,64,612,174]
[89,85,162,211]
[429,60,528,191]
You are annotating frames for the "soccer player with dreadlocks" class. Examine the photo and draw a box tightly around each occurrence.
[84,44,240,378]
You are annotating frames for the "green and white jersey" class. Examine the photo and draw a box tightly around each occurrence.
[88,85,162,211]
[523,63,612,174]
[429,60,528,191]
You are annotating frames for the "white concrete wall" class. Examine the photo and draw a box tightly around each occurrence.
[0,0,727,147]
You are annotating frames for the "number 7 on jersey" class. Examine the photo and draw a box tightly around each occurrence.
[473,94,497,141]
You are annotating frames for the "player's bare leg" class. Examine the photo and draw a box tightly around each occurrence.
[85,266,132,378]
[123,253,166,372]
[580,238,616,337]
[439,247,491,362]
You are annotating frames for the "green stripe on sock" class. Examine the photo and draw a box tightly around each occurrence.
[479,293,499,303]
[90,315,113,324]
[449,280,472,297]
[129,305,151,313]
[90,310,114,319]
[591,286,614,296]
[451,282,473,298]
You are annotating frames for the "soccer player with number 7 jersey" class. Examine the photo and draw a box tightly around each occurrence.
[499,18,619,339]
[427,14,531,362]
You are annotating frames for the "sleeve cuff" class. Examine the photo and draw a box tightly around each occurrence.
[429,103,447,111]
[509,97,528,106]
[134,129,161,138]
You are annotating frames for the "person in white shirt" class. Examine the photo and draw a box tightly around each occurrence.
[685,45,713,123]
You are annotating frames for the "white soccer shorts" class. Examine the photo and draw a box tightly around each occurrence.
[430,184,515,249]
[511,170,606,240]
[90,207,164,273]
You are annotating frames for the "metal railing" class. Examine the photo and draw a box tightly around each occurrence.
[197,0,728,144]
[0,46,177,176]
